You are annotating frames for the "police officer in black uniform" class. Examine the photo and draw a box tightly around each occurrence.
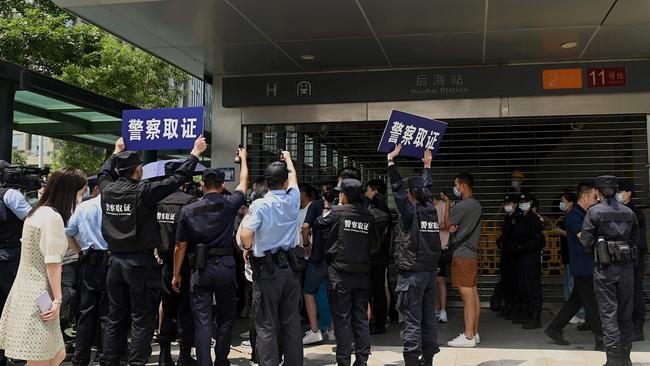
[316,179,374,366]
[172,147,248,366]
[156,161,199,366]
[99,136,206,366]
[580,176,640,366]
[387,146,442,366]
[511,193,544,329]
[496,194,521,319]
[0,160,32,366]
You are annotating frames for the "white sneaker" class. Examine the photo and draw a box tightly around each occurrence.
[240,331,250,339]
[438,309,448,323]
[447,333,477,348]
[302,329,324,345]
[241,340,251,347]
[324,328,336,342]
[569,316,585,325]
[475,333,480,344]
[249,362,258,366]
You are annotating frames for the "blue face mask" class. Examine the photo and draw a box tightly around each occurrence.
[559,202,566,212]
[453,186,461,198]
[520,202,531,211]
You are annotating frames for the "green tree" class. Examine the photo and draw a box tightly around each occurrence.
[50,141,106,175]
[11,150,27,166]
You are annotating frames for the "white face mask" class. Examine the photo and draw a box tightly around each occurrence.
[615,192,625,203]
[504,204,514,213]
[511,180,521,189]
[519,202,531,211]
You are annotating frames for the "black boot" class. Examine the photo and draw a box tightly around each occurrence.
[404,354,420,366]
[544,328,569,345]
[604,347,622,366]
[176,345,196,366]
[620,346,632,366]
[418,355,434,366]
[158,342,174,366]
[352,354,368,366]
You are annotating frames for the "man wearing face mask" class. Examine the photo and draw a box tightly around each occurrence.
[98,136,206,366]
[496,195,521,320]
[510,193,544,330]
[508,170,530,196]
[616,179,646,342]
[0,160,32,366]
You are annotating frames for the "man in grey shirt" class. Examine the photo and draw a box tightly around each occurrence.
[442,173,482,348]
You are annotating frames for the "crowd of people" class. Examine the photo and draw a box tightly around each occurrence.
[0,136,645,366]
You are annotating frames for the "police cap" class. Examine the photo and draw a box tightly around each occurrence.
[164,161,183,176]
[518,192,532,202]
[341,178,364,202]
[203,168,225,182]
[503,194,517,203]
[595,175,618,190]
[617,179,635,194]
[264,161,289,184]
[407,176,425,190]
[115,151,142,171]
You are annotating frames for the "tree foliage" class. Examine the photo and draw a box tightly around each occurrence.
[11,150,27,166]
[50,141,106,176]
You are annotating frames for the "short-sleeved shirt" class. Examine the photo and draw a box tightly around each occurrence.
[241,186,301,258]
[2,188,31,220]
[65,195,108,251]
[26,206,68,264]
[449,197,482,259]
[304,199,326,263]
[176,191,246,250]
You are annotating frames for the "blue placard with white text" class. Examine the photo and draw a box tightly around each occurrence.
[377,110,447,159]
[122,107,204,151]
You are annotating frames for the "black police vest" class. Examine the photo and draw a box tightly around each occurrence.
[101,180,160,253]
[394,204,442,272]
[157,191,196,252]
[0,188,23,259]
[596,201,637,243]
[327,204,374,273]
[368,206,391,266]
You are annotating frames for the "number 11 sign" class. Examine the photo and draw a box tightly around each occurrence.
[587,67,626,88]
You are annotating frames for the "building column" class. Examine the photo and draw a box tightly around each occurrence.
[211,78,242,191]
[0,88,15,163]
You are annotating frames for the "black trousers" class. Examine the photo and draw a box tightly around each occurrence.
[500,250,518,311]
[516,252,542,320]
[103,253,160,366]
[252,265,302,366]
[159,251,194,346]
[72,252,109,366]
[61,261,80,334]
[632,258,646,331]
[0,259,18,363]
[369,264,387,330]
[594,262,634,349]
[547,276,603,343]
[329,268,371,365]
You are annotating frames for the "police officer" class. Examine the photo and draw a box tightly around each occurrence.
[496,194,521,319]
[99,136,206,366]
[157,161,199,366]
[239,152,303,366]
[580,176,639,366]
[511,193,544,329]
[387,146,442,366]
[172,148,248,366]
[616,179,647,342]
[316,179,374,366]
[0,160,32,366]
[65,179,110,366]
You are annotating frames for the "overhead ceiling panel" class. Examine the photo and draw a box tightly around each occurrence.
[278,38,388,71]
[380,33,484,66]
[583,23,650,59]
[204,43,300,75]
[602,0,650,25]
[487,0,614,30]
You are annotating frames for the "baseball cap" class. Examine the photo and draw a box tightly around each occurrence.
[407,176,425,190]
[340,179,364,201]
[202,168,226,182]
[115,151,142,171]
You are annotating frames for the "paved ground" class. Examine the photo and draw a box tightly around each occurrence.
[62,308,650,366]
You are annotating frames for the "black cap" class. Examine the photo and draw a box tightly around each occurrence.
[407,176,425,189]
[617,179,635,193]
[518,192,532,202]
[87,175,98,191]
[115,151,142,171]
[595,175,618,190]
[503,194,517,203]
[203,168,225,182]
[340,179,364,201]
[164,161,183,176]
[264,161,289,184]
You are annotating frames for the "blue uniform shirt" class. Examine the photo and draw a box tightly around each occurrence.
[242,186,301,258]
[65,195,109,250]
[176,191,246,250]
[2,188,31,220]
[566,205,593,277]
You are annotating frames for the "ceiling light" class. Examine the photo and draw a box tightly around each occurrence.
[301,54,315,60]
[561,42,578,49]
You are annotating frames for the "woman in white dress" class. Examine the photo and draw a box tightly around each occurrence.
[0,167,87,366]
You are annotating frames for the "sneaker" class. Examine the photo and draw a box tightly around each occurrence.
[240,331,250,340]
[447,333,476,348]
[569,316,585,325]
[438,309,448,323]
[302,330,324,345]
[241,340,251,348]
[475,333,480,345]
[249,362,258,366]
[324,328,336,341]
[544,328,569,346]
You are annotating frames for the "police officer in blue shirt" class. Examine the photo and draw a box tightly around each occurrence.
[240,151,304,366]
[0,160,32,366]
[65,184,110,366]
[173,147,248,366]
